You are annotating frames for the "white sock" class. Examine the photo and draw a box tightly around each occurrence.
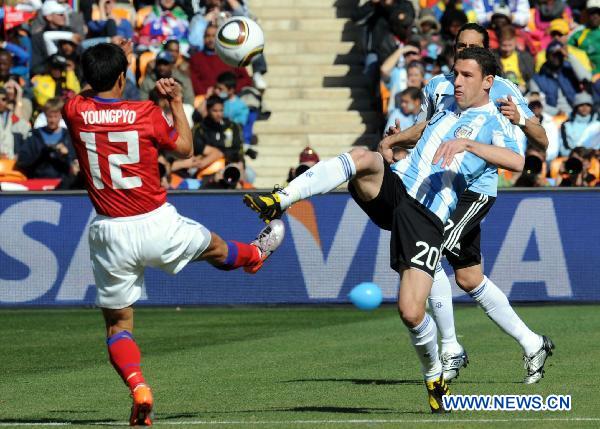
[277,153,356,210]
[408,313,442,381]
[429,264,462,355]
[469,276,543,355]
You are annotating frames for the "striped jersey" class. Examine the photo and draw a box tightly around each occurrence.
[418,73,531,196]
[392,101,518,223]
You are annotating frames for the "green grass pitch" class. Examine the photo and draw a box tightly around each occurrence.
[1,305,599,428]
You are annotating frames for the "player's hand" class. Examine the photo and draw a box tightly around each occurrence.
[377,138,395,164]
[384,118,401,137]
[156,78,183,103]
[432,138,468,168]
[497,95,521,125]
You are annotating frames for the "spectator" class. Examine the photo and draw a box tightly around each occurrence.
[531,40,581,116]
[473,0,531,28]
[140,51,194,104]
[4,79,33,123]
[31,0,76,75]
[528,0,574,51]
[16,98,75,179]
[568,1,600,76]
[528,97,560,161]
[440,8,468,47]
[287,146,320,183]
[137,0,190,52]
[214,71,249,127]
[0,49,20,88]
[514,155,547,186]
[32,54,81,108]
[380,45,422,111]
[559,92,600,155]
[497,25,534,93]
[87,0,134,39]
[535,19,593,77]
[163,39,190,76]
[558,155,586,186]
[189,24,252,96]
[0,88,30,160]
[194,95,243,163]
[385,86,422,132]
[32,0,86,35]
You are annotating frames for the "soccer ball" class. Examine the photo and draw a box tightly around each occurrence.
[216,16,264,67]
[348,282,383,311]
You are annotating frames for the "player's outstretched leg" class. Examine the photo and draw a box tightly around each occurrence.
[399,268,450,413]
[102,308,153,426]
[456,266,554,384]
[429,264,468,382]
[244,149,385,222]
[199,220,285,274]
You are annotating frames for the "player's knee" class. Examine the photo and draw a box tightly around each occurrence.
[397,301,425,328]
[455,269,484,292]
[349,147,380,174]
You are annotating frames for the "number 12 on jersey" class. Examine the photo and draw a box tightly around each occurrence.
[80,131,142,190]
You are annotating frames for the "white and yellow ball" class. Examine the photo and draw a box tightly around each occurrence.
[216,16,264,67]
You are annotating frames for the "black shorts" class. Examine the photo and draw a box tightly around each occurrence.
[349,165,445,277]
[443,190,496,270]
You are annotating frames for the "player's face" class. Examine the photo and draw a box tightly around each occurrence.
[46,110,62,131]
[204,27,217,51]
[208,103,224,123]
[453,59,492,109]
[455,30,485,56]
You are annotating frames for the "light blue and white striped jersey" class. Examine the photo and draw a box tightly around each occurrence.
[417,73,531,196]
[392,101,518,223]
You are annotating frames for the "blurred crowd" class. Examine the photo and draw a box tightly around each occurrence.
[0,0,268,190]
[0,0,598,190]
[354,0,600,187]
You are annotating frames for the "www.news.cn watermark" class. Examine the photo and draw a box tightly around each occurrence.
[442,395,571,411]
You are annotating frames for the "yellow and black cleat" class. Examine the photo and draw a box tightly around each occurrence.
[243,188,284,223]
[426,374,451,414]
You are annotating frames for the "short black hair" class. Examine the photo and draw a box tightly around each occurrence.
[455,47,499,77]
[206,95,224,110]
[81,43,128,92]
[455,23,490,49]
[401,86,422,100]
[216,71,237,90]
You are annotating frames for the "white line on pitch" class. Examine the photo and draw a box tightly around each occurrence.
[1,417,600,426]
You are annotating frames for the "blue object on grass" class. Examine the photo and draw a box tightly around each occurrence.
[348,282,383,311]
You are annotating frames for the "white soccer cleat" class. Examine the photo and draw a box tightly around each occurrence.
[441,348,469,382]
[523,335,555,384]
[245,219,285,274]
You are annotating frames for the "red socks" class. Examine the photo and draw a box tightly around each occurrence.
[219,240,262,270]
[107,331,145,391]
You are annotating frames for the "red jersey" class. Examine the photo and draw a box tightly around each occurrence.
[63,95,179,217]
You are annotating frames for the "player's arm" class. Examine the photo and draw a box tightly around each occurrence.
[497,95,549,150]
[378,120,427,163]
[156,78,193,159]
[433,138,524,172]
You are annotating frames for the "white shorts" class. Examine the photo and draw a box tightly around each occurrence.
[89,203,211,309]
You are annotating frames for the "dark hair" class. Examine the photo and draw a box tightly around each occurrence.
[206,94,224,110]
[217,71,237,90]
[0,48,11,59]
[81,43,128,92]
[455,47,499,77]
[455,23,490,49]
[0,88,7,97]
[401,86,422,100]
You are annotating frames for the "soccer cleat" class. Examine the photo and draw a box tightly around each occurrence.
[243,187,284,223]
[129,384,153,426]
[244,219,285,274]
[523,335,555,384]
[426,374,451,413]
[441,348,469,382]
